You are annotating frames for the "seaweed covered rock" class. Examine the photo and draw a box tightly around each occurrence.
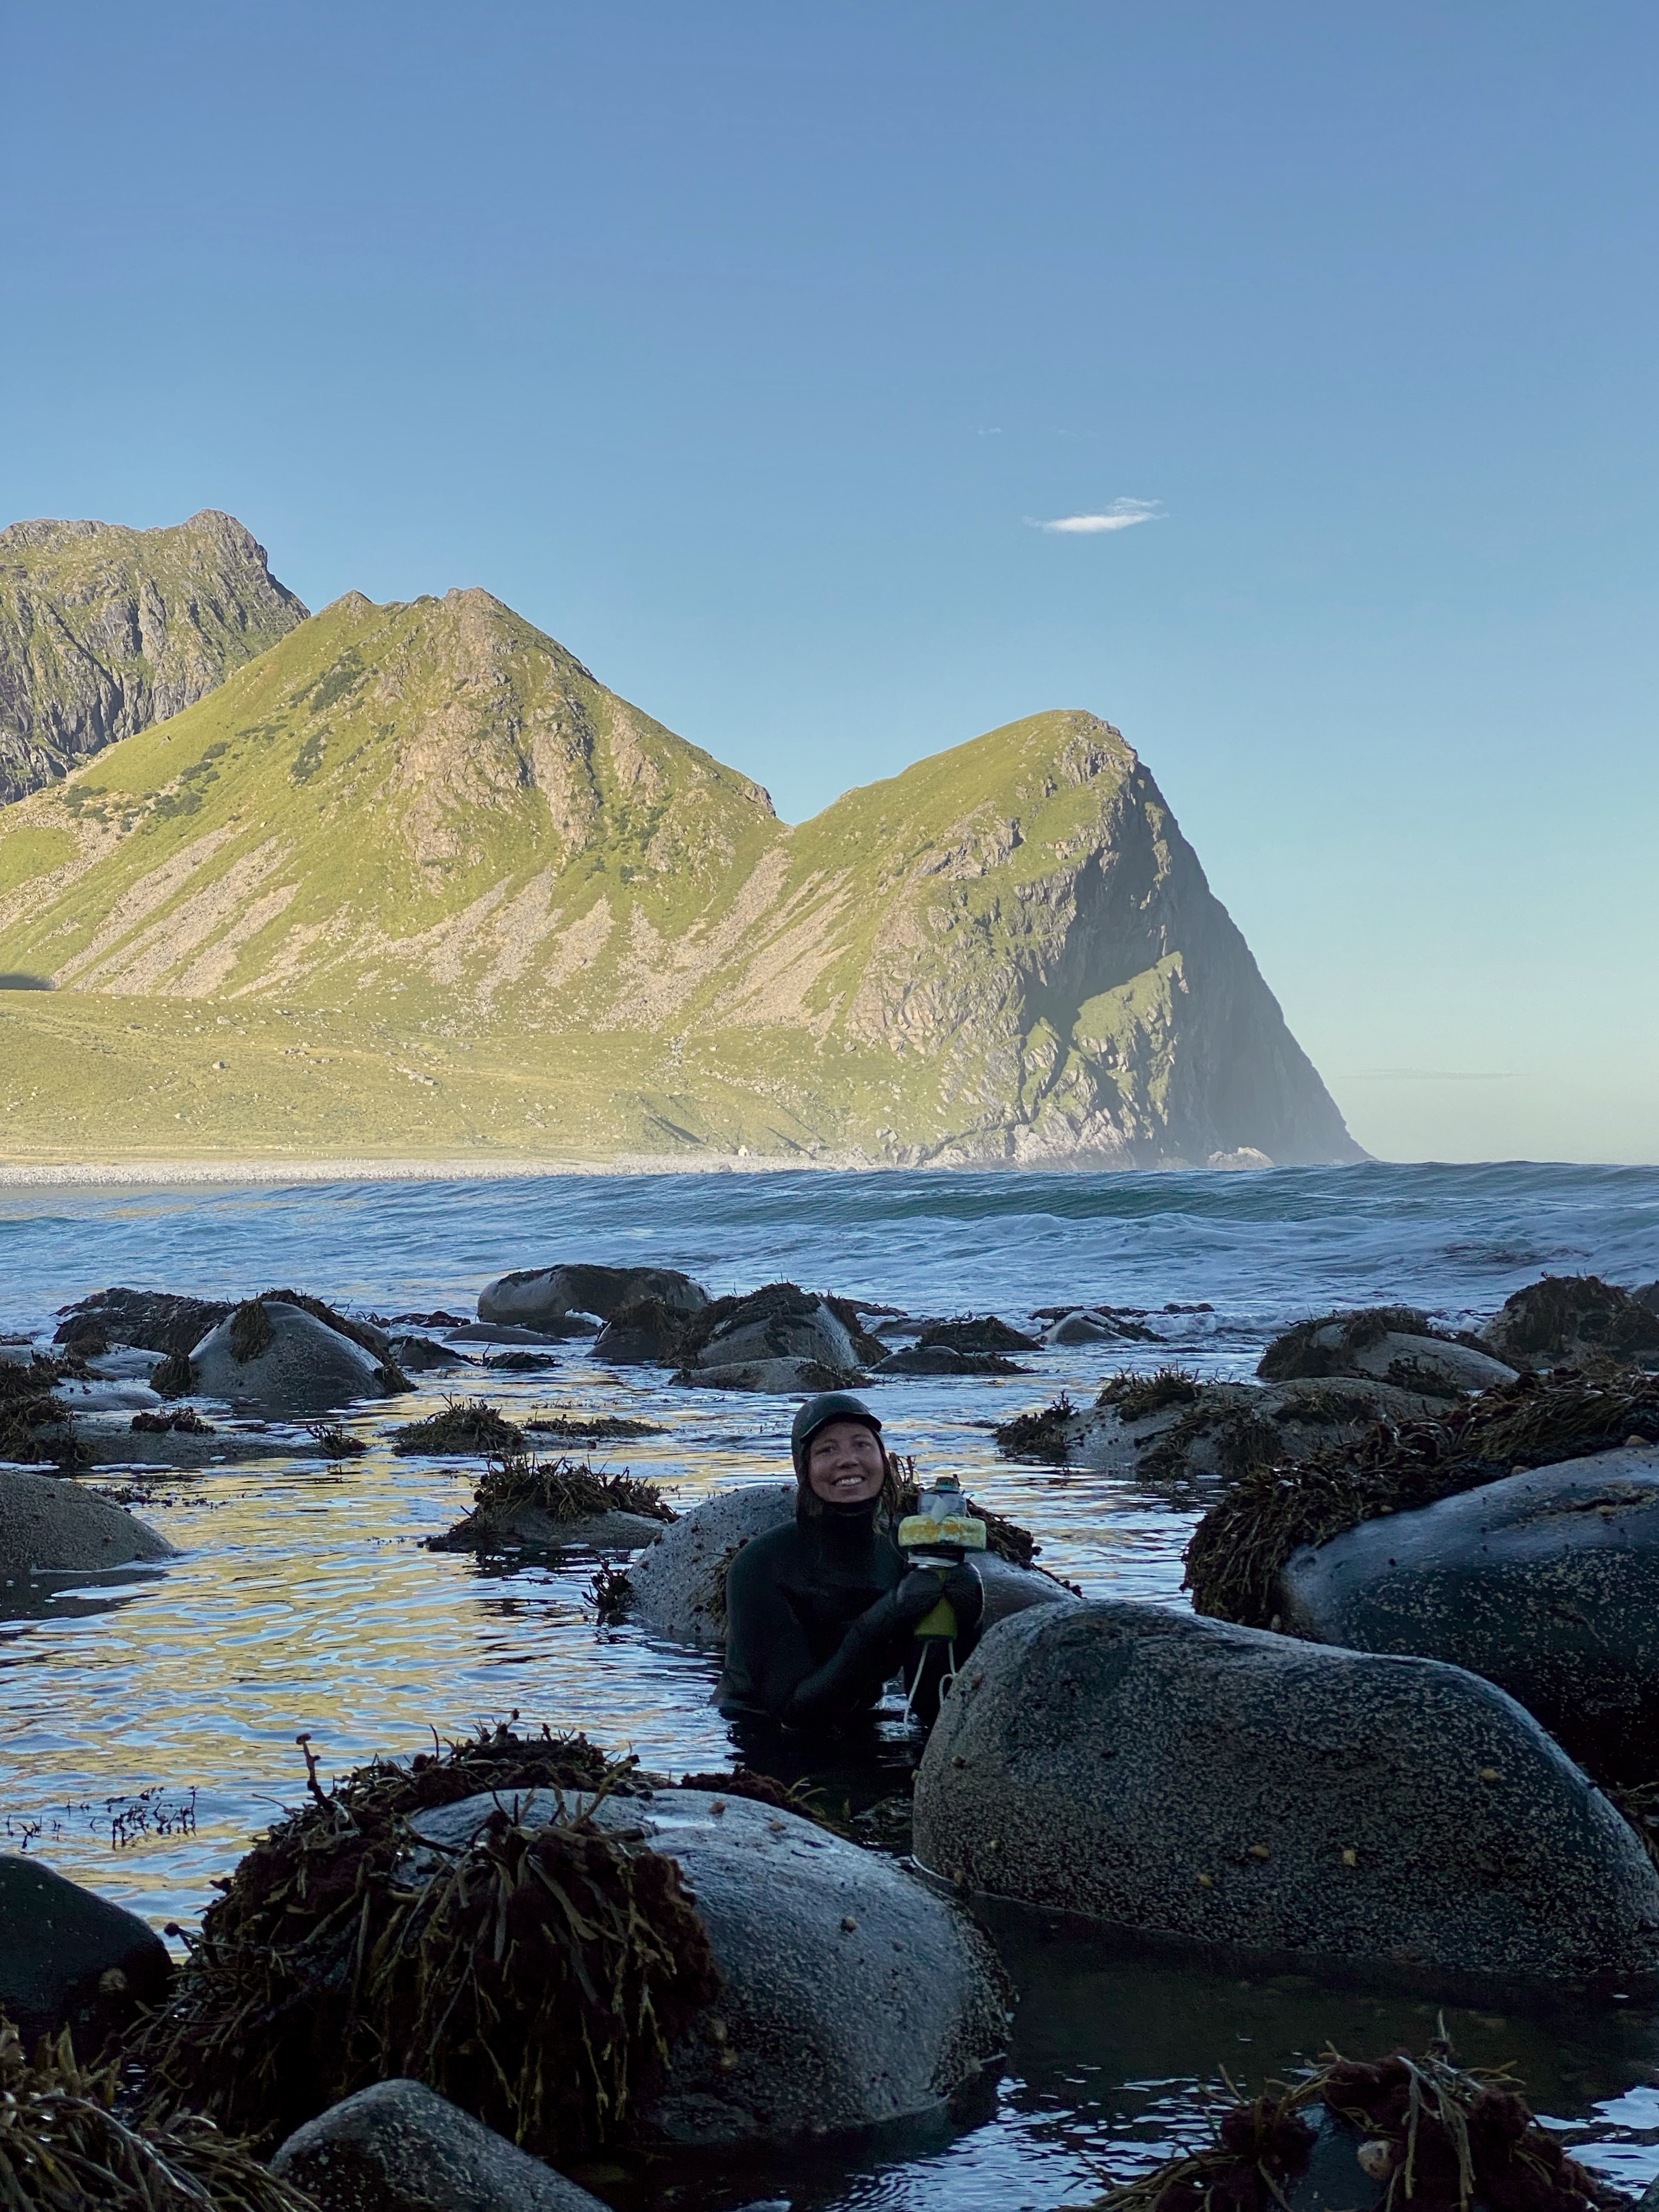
[393,1399,527,1456]
[0,1855,172,2049]
[479,1265,708,1329]
[914,1598,1659,1981]
[1185,1364,1659,1628]
[54,1287,233,1360]
[186,1300,409,1415]
[409,1788,1010,2148]
[435,1455,676,1553]
[272,2080,610,2212]
[1278,1445,1659,1782]
[917,1315,1041,1356]
[1004,1371,1443,1480]
[131,1725,701,2159]
[876,1345,1027,1377]
[0,1467,174,1575]
[675,1282,886,1389]
[0,1353,87,1469]
[1259,1308,1515,1397]
[592,1298,688,1365]
[627,1481,1062,1650]
[1485,1276,1659,1372]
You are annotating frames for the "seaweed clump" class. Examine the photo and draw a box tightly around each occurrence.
[455,1453,676,1533]
[1185,1364,1659,1629]
[393,1398,527,1456]
[527,1412,669,1442]
[0,2016,311,2212]
[1098,1368,1204,1420]
[130,1723,718,2160]
[993,1394,1075,1463]
[1093,2037,1613,2212]
[0,1354,87,1470]
[130,1406,216,1435]
[1487,1275,1659,1371]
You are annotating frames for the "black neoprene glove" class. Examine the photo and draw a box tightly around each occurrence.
[893,1567,947,1623]
[939,1561,984,1626]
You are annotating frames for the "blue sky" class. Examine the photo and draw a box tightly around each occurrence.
[4,4,1656,1163]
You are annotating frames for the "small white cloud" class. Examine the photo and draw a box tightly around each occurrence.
[1028,498,1164,534]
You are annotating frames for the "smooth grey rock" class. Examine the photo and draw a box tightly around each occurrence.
[876,1346,1022,1377]
[272,2079,607,2212]
[0,1467,174,1574]
[1278,1447,1659,1778]
[1328,1327,1515,1395]
[0,1854,172,2047]
[478,1264,707,1326]
[677,1356,867,1394]
[408,1789,1008,2148]
[913,1598,1659,1981]
[84,1347,168,1379]
[630,1482,797,1646]
[1043,1309,1118,1346]
[386,1332,469,1371]
[627,1482,1064,1649]
[694,1297,857,1373]
[189,1302,396,1415]
[57,1378,163,1412]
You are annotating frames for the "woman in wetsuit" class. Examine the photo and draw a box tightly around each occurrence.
[717,1391,984,1731]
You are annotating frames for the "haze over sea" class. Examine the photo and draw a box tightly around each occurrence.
[7,1157,1659,2212]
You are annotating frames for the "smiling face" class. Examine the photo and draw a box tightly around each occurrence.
[804,1417,887,1505]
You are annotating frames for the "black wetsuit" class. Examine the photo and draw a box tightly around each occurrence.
[717,1496,984,1731]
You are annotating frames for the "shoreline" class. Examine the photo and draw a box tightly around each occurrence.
[0,1150,894,1189]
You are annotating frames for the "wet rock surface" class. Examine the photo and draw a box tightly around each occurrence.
[876,1345,1026,1377]
[0,1466,175,1573]
[1485,1276,1659,1372]
[679,1283,876,1378]
[272,2079,609,2212]
[1259,1308,1515,1395]
[407,1788,1010,2149]
[0,1853,172,2048]
[478,1265,708,1328]
[679,1354,869,1394]
[1278,1446,1659,1781]
[54,1287,233,1359]
[913,1598,1659,1982]
[189,1301,407,1416]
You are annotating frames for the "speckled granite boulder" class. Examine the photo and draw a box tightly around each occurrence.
[914,1598,1659,1982]
[408,1789,1007,2147]
[1278,1446,1659,1779]
[273,2080,607,2212]
[0,1467,174,1574]
[627,1482,1065,1649]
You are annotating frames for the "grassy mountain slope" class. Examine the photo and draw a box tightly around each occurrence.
[0,511,307,804]
[0,588,1360,1168]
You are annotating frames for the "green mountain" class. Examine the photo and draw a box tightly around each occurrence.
[0,510,307,804]
[0,585,1362,1168]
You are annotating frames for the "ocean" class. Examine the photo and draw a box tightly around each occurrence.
[4,1158,1659,2210]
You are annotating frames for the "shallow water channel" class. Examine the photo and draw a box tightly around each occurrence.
[6,1164,1659,2210]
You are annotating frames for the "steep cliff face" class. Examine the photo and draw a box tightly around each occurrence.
[0,588,1360,1166]
[0,510,307,803]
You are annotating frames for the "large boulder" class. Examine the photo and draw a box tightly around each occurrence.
[0,1467,174,1574]
[407,1788,1008,2148]
[683,1284,861,1374]
[478,1265,708,1328]
[680,1355,869,1394]
[186,1300,406,1415]
[876,1346,1025,1377]
[1485,1276,1659,1371]
[1259,1308,1516,1397]
[1277,1446,1659,1780]
[913,1598,1659,1982]
[0,1854,172,2047]
[272,2080,609,2212]
[592,1298,688,1365]
[627,1481,1065,1650]
[918,1315,1041,1355]
[1015,1375,1446,1478]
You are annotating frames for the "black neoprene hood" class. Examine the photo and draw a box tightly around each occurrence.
[790,1391,883,1478]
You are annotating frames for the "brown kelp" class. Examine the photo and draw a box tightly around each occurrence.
[0,2015,311,2212]
[448,1453,676,1539]
[130,1724,719,2159]
[993,1394,1075,1463]
[1092,2035,1613,2212]
[0,1355,87,1470]
[1184,1364,1659,1629]
[392,1398,527,1456]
